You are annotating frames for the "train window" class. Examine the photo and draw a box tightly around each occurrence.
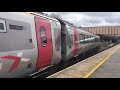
[79,34,82,40]
[0,19,6,32]
[40,26,47,47]
[85,35,88,39]
[84,35,87,43]
[83,35,85,39]
[89,36,92,43]
[79,34,85,40]
[87,35,91,43]
[0,23,4,30]
[86,35,88,39]
[88,36,91,38]
[91,37,95,42]
[79,34,86,44]
[86,36,89,43]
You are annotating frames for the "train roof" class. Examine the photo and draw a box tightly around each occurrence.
[26,12,59,22]
[6,12,77,27]
[7,12,59,22]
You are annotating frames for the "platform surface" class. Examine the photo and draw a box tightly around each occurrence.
[47,44,120,78]
[90,45,120,78]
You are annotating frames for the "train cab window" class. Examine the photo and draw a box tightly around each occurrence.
[40,26,47,47]
[0,19,6,32]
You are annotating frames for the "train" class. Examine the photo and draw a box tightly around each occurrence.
[0,12,100,78]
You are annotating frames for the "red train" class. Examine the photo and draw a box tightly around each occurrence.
[0,12,100,78]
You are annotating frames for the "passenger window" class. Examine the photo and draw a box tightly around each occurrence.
[85,35,88,39]
[79,34,82,40]
[40,26,47,47]
[0,19,6,33]
[79,34,85,40]
[79,34,85,44]
[0,23,4,30]
[82,35,85,40]
[90,36,93,42]
[88,35,90,38]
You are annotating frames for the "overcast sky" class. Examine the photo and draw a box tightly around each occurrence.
[44,12,120,27]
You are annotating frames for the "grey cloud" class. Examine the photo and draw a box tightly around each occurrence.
[44,12,120,27]
[104,16,120,23]
[85,19,101,24]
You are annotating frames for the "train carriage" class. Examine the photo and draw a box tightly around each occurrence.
[0,12,100,78]
[0,12,61,78]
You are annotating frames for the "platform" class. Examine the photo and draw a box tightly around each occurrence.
[89,45,120,78]
[47,44,120,78]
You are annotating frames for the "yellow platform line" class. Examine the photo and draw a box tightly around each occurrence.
[83,45,120,78]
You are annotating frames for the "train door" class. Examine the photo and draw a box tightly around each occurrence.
[73,28,79,57]
[35,16,53,69]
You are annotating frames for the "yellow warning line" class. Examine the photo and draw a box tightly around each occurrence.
[83,45,120,78]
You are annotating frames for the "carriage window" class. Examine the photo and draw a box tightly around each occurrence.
[40,26,47,47]
[79,34,85,40]
[79,34,82,40]
[85,35,88,39]
[0,23,4,30]
[87,35,90,38]
[0,19,6,32]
